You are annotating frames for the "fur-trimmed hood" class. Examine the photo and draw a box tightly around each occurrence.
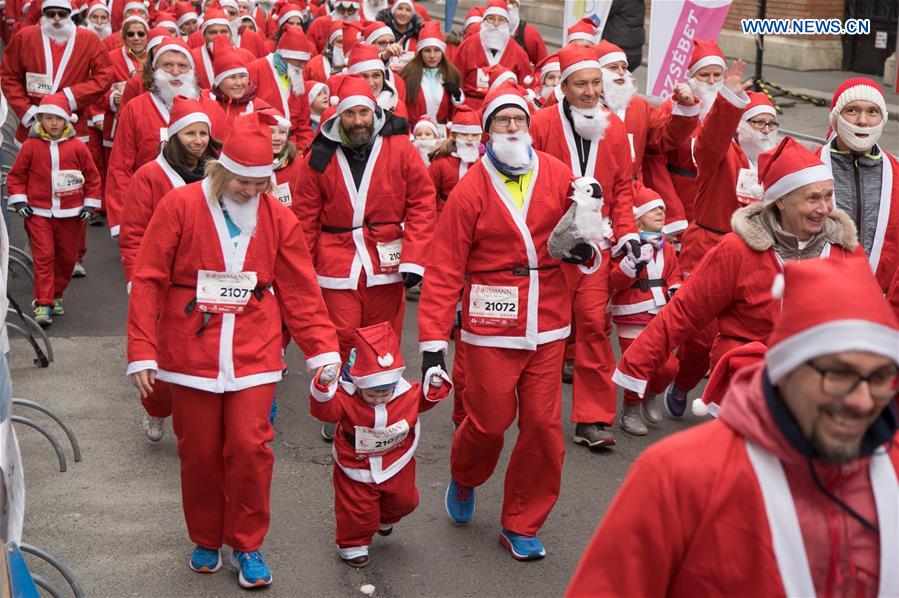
[730,201,858,252]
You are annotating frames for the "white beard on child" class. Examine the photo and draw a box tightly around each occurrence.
[414,138,438,165]
[455,139,479,163]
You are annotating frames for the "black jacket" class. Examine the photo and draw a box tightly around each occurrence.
[602,0,645,50]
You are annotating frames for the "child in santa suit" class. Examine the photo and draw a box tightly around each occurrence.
[7,93,100,326]
[310,321,451,568]
[608,187,683,436]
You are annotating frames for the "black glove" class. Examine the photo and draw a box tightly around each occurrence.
[624,239,643,260]
[16,205,33,218]
[443,80,462,102]
[421,350,446,384]
[79,206,95,221]
[562,242,594,265]
[402,272,422,289]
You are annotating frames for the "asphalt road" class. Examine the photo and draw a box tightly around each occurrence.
[5,220,708,597]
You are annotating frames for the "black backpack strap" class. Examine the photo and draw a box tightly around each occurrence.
[514,21,527,49]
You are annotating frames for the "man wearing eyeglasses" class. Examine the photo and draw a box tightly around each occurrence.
[570,256,899,597]
[0,0,112,147]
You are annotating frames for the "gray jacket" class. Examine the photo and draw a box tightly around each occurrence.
[828,139,884,256]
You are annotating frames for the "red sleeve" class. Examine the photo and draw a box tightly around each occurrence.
[6,140,33,200]
[524,25,547,66]
[606,123,639,253]
[397,138,437,276]
[287,92,314,153]
[104,100,140,234]
[0,32,34,120]
[694,88,749,171]
[309,385,346,422]
[291,155,325,253]
[119,75,143,109]
[119,168,156,282]
[64,34,114,112]
[644,101,699,157]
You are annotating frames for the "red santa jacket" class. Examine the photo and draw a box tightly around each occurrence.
[568,361,899,598]
[511,22,547,67]
[292,114,436,290]
[98,46,146,149]
[0,25,113,144]
[302,53,335,83]
[612,202,862,397]
[270,153,301,209]
[7,129,101,217]
[309,376,448,484]
[418,151,593,353]
[530,100,639,254]
[452,34,531,109]
[105,90,227,236]
[191,43,258,90]
[404,79,463,125]
[247,54,314,151]
[212,91,272,127]
[609,240,683,324]
[427,153,474,220]
[127,179,340,391]
[236,28,268,58]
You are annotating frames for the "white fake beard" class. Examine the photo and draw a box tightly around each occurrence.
[455,139,479,163]
[508,4,520,33]
[539,86,554,100]
[153,69,199,109]
[687,78,722,120]
[491,132,533,170]
[221,193,259,235]
[331,45,346,68]
[286,63,305,95]
[737,120,777,164]
[41,16,76,44]
[85,21,112,39]
[834,113,885,153]
[377,88,397,110]
[480,22,509,51]
[570,105,610,141]
[602,69,636,114]
[362,0,387,20]
[414,138,437,164]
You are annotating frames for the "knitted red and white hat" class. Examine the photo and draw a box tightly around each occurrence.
[212,35,249,87]
[765,256,899,383]
[277,24,314,61]
[480,84,528,129]
[36,93,75,122]
[219,111,277,177]
[416,20,445,53]
[594,40,627,69]
[167,96,211,137]
[348,43,385,74]
[200,7,230,30]
[687,39,726,78]
[152,37,195,69]
[174,2,198,26]
[349,322,406,389]
[481,0,509,21]
[632,186,666,220]
[448,105,482,135]
[742,91,776,122]
[559,44,601,82]
[829,77,889,121]
[567,17,600,45]
[363,20,393,45]
[758,136,832,205]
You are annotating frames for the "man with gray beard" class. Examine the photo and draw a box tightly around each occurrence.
[1,0,112,146]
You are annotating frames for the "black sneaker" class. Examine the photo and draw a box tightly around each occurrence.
[664,384,689,418]
[321,422,335,442]
[561,359,574,384]
[573,423,615,448]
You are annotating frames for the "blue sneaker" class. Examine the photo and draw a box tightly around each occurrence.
[189,546,222,573]
[444,478,476,525]
[499,530,546,561]
[230,550,272,588]
[269,396,278,424]
[664,384,688,418]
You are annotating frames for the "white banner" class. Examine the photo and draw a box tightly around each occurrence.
[562,1,613,46]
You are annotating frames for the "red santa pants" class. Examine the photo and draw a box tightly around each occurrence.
[571,252,618,424]
[451,333,467,425]
[24,216,82,306]
[333,459,419,549]
[140,380,173,418]
[451,340,566,536]
[170,382,275,552]
[320,279,405,361]
[619,336,678,404]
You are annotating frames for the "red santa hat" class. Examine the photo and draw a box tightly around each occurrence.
[327,20,343,46]
[413,117,439,137]
[363,20,393,45]
[167,96,211,137]
[152,37,195,69]
[348,322,406,389]
[390,0,413,15]
[154,12,177,31]
[85,0,107,18]
[829,77,889,121]
[594,40,628,69]
[348,43,385,74]
[329,73,376,115]
[212,35,249,87]
[146,26,170,52]
[123,0,148,14]
[174,2,198,26]
[341,21,365,54]
[254,104,291,129]
[219,111,277,177]
[758,136,832,205]
[481,0,508,21]
[632,186,666,220]
[218,0,239,12]
[765,257,899,384]
[121,14,149,32]
[558,44,601,83]
[567,17,600,45]
[742,91,776,122]
[36,93,75,123]
[693,342,767,416]
[686,39,726,78]
[416,20,446,53]
[448,105,482,135]
[306,80,328,106]
[41,0,71,11]
[277,1,305,26]
[529,53,560,87]
[277,24,314,60]
[463,6,483,29]
[486,64,517,90]
[480,84,528,129]
[201,7,230,30]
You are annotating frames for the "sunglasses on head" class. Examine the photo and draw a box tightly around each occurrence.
[43,9,70,18]
[126,29,147,37]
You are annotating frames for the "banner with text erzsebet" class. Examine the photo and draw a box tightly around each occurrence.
[646,0,732,100]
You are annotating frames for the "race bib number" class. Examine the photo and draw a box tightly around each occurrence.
[25,72,52,96]
[355,419,410,456]
[272,182,292,206]
[627,133,636,161]
[476,68,489,90]
[196,270,257,314]
[468,284,518,327]
[52,170,84,197]
[736,168,763,206]
[376,238,403,273]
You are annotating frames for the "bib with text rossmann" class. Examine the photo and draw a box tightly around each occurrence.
[195,270,257,314]
[736,167,763,206]
[354,419,410,456]
[272,182,292,207]
[376,238,403,273]
[468,283,519,327]
[52,170,85,197]
[25,72,52,97]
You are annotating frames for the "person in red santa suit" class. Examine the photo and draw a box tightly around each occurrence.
[174,1,199,38]
[115,26,170,109]
[189,9,256,89]
[506,0,546,67]
[0,0,113,147]
[292,74,435,441]
[817,77,899,294]
[261,105,301,209]
[119,97,220,442]
[346,43,408,119]
[154,12,179,37]
[108,0,155,34]
[398,21,464,125]
[105,38,226,239]
[418,84,600,560]
[529,44,643,449]
[371,0,422,63]
[209,35,273,126]
[662,60,777,417]
[82,0,111,40]
[613,136,863,409]
[569,256,899,598]
[217,0,268,58]
[246,24,315,151]
[309,321,450,568]
[303,19,348,82]
[7,93,101,326]
[608,187,682,435]
[307,80,330,132]
[452,0,531,109]
[527,52,560,108]
[127,111,340,589]
[306,0,362,54]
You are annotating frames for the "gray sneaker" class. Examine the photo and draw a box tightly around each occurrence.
[142,413,165,442]
[321,422,335,443]
[641,395,662,424]
[573,423,615,448]
[620,404,648,436]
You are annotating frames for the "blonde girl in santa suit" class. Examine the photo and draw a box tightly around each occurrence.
[126,111,340,590]
[7,93,101,326]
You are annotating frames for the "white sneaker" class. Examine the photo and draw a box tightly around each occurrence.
[142,414,165,442]
[72,261,86,278]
